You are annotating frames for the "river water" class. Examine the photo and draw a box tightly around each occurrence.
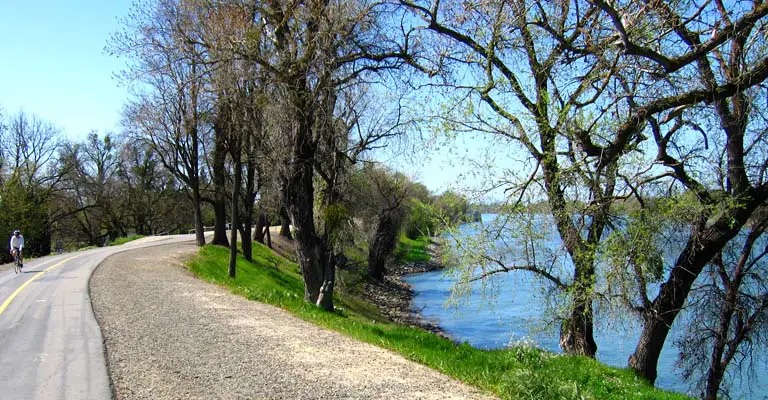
[403,215,767,399]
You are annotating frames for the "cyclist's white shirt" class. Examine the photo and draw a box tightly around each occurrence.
[10,235,24,250]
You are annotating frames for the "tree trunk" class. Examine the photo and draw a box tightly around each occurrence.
[629,194,764,383]
[254,210,267,243]
[228,147,242,279]
[188,65,205,248]
[240,132,259,262]
[265,219,272,248]
[315,249,335,310]
[136,219,146,235]
[704,310,730,400]
[559,271,597,356]
[290,207,330,306]
[704,366,725,400]
[212,182,229,245]
[33,216,53,256]
[368,214,397,281]
[278,177,292,239]
[240,215,252,262]
[629,230,733,384]
[241,200,253,262]
[279,207,292,239]
[540,123,598,358]
[212,123,230,247]
[288,194,334,310]
[285,116,334,311]
[192,188,205,247]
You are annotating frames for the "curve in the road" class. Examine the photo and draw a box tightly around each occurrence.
[0,254,83,316]
[0,234,199,400]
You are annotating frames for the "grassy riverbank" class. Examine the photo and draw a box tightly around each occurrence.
[187,242,689,400]
[394,235,432,263]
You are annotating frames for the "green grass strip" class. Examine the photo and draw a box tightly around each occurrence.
[186,242,689,400]
[395,235,432,263]
[110,235,146,246]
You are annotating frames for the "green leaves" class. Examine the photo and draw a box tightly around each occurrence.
[604,213,665,282]
[403,198,441,239]
[0,175,50,258]
[322,202,350,234]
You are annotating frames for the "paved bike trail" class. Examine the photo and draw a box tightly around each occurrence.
[0,235,197,400]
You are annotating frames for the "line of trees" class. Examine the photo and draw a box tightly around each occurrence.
[0,107,189,258]
[110,0,426,309]
[0,99,466,280]
[111,0,478,306]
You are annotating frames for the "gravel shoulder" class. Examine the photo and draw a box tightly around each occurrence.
[89,241,496,400]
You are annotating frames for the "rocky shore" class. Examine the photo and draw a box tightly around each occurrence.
[267,229,453,339]
[362,240,452,339]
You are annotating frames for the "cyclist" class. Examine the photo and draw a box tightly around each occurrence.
[9,230,24,269]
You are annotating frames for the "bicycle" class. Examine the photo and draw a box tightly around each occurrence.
[12,248,22,274]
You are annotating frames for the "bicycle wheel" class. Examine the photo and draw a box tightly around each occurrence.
[14,256,20,274]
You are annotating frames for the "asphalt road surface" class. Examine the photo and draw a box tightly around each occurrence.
[0,234,198,400]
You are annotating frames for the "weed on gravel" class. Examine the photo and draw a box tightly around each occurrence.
[187,242,690,400]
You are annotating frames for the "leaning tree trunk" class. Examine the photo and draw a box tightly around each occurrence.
[629,233,736,384]
[628,199,762,383]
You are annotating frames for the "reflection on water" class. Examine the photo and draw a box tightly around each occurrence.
[403,215,768,399]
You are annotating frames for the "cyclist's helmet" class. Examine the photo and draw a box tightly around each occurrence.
[13,230,20,235]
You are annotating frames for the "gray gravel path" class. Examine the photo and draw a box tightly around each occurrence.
[89,241,497,400]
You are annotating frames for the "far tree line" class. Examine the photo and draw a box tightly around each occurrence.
[0,106,470,269]
[0,109,186,255]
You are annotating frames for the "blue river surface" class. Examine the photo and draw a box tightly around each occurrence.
[403,217,768,399]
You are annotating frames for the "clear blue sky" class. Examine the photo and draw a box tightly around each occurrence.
[0,0,133,141]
